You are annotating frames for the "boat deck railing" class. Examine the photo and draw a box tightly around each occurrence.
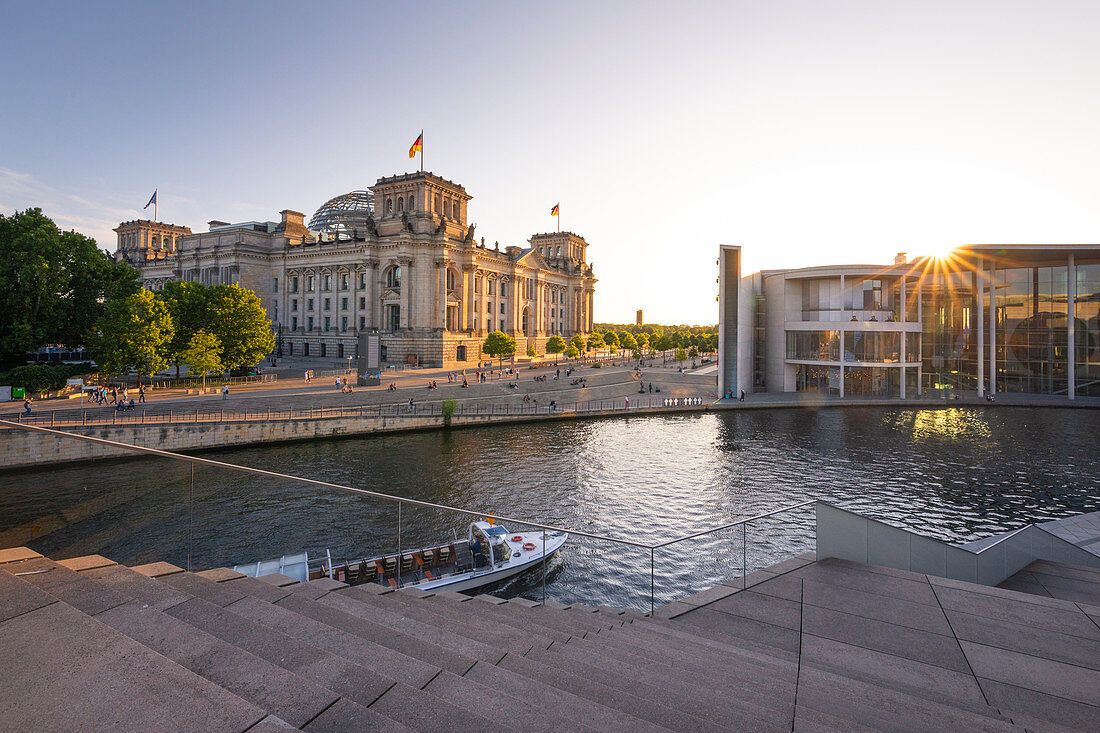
[0,420,815,614]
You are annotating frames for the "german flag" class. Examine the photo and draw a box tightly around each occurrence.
[409,131,423,159]
[550,203,559,216]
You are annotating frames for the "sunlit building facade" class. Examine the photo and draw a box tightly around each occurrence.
[719,244,1100,400]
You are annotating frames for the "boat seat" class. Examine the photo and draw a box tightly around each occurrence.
[400,554,415,573]
[422,549,435,565]
[359,561,377,582]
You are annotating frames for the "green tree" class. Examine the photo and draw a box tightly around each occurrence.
[181,329,223,389]
[619,332,638,353]
[688,345,699,359]
[586,332,604,353]
[634,332,649,350]
[0,208,139,367]
[526,345,537,357]
[674,348,688,367]
[569,334,586,354]
[481,330,517,367]
[206,284,275,371]
[565,344,580,359]
[157,280,209,377]
[602,331,619,352]
[546,335,567,355]
[93,289,175,385]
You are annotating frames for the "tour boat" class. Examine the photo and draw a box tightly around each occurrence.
[234,519,568,594]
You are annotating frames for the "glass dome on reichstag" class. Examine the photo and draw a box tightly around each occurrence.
[308,190,375,235]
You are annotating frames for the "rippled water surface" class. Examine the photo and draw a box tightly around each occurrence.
[4,407,1098,610]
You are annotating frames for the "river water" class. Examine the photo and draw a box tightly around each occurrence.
[3,407,1098,610]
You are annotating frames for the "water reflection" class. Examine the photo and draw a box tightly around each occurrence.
[1,407,1097,610]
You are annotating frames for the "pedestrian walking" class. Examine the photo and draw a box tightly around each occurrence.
[138,384,145,403]
[407,398,415,412]
[22,399,31,416]
[222,384,229,400]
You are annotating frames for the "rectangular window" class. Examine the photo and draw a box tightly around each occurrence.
[272,277,279,292]
[324,298,331,311]
[359,316,365,329]
[292,316,298,330]
[341,316,347,331]
[341,297,348,309]
[307,276,315,292]
[359,297,366,309]
[500,303,506,314]
[475,278,481,294]
[273,304,278,321]
[340,274,348,290]
[291,277,299,293]
[308,299,314,311]
[358,273,366,288]
[307,316,314,331]
[501,283,508,298]
[488,280,495,296]
[323,275,331,291]
[292,299,298,312]
[324,316,330,331]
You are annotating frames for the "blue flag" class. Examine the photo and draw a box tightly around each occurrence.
[144,189,157,209]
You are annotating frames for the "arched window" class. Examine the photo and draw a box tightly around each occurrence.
[435,194,443,213]
[446,269,456,290]
[407,194,414,211]
[385,266,402,289]
[386,198,393,214]
[452,201,459,219]
[397,196,404,212]
[522,308,530,334]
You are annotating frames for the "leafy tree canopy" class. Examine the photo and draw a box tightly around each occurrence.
[93,289,175,381]
[181,329,223,387]
[158,281,210,374]
[205,284,275,371]
[546,335,567,354]
[482,330,517,365]
[587,332,604,350]
[569,334,586,352]
[0,208,139,367]
[565,344,580,359]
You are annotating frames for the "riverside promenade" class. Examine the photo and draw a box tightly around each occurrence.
[3,359,1098,469]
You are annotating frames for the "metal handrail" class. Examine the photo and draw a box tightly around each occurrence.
[1,420,817,613]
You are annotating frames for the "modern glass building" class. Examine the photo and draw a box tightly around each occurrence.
[718,244,1100,400]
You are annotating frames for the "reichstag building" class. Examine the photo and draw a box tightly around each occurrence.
[115,171,596,367]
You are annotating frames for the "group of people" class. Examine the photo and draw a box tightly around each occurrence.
[88,384,145,406]
[334,376,354,394]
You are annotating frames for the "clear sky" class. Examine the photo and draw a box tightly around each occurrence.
[2,0,1099,325]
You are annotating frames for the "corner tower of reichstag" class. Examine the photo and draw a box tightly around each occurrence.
[115,170,596,367]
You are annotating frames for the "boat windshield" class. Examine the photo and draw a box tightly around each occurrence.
[485,526,507,537]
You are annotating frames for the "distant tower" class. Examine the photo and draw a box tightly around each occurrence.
[636,309,644,325]
[113,219,191,267]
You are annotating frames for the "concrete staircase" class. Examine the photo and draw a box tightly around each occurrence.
[0,547,1068,731]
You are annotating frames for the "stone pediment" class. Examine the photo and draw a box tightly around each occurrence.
[515,248,550,270]
[381,288,401,300]
[446,291,461,303]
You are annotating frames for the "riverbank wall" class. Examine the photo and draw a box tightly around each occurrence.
[2,394,1096,470]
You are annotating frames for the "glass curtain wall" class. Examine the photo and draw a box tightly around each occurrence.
[842,332,901,362]
[994,266,1068,394]
[786,331,841,361]
[920,270,978,391]
[1075,263,1100,396]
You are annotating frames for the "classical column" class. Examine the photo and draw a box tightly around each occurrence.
[400,258,413,330]
[461,266,473,331]
[1068,253,1076,400]
[435,259,447,331]
[839,329,845,398]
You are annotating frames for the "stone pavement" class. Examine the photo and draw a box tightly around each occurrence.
[2,545,1098,730]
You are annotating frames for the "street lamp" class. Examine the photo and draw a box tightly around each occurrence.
[346,356,353,375]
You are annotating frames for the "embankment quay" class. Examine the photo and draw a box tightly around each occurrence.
[3,360,1098,469]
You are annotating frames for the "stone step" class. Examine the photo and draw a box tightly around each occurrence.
[0,568,267,732]
[301,698,411,732]
[561,630,798,713]
[424,668,593,733]
[75,560,401,710]
[585,618,800,688]
[366,677,500,731]
[527,641,793,731]
[498,649,714,733]
[626,613,801,670]
[337,584,550,654]
[458,592,619,640]
[463,658,668,733]
[161,572,440,689]
[314,587,507,664]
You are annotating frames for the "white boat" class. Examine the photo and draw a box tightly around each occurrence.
[235,520,568,594]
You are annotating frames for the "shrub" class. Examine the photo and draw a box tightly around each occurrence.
[441,399,458,426]
[0,363,96,393]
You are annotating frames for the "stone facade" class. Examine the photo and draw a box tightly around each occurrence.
[116,171,596,367]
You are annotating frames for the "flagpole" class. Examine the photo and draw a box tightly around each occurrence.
[420,130,424,173]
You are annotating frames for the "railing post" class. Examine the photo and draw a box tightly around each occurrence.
[51,411,55,428]
[743,522,748,591]
[542,527,547,606]
[397,502,402,589]
[82,410,86,426]
[650,547,655,617]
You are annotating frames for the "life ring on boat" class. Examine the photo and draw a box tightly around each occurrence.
[523,542,536,551]
[511,535,523,542]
